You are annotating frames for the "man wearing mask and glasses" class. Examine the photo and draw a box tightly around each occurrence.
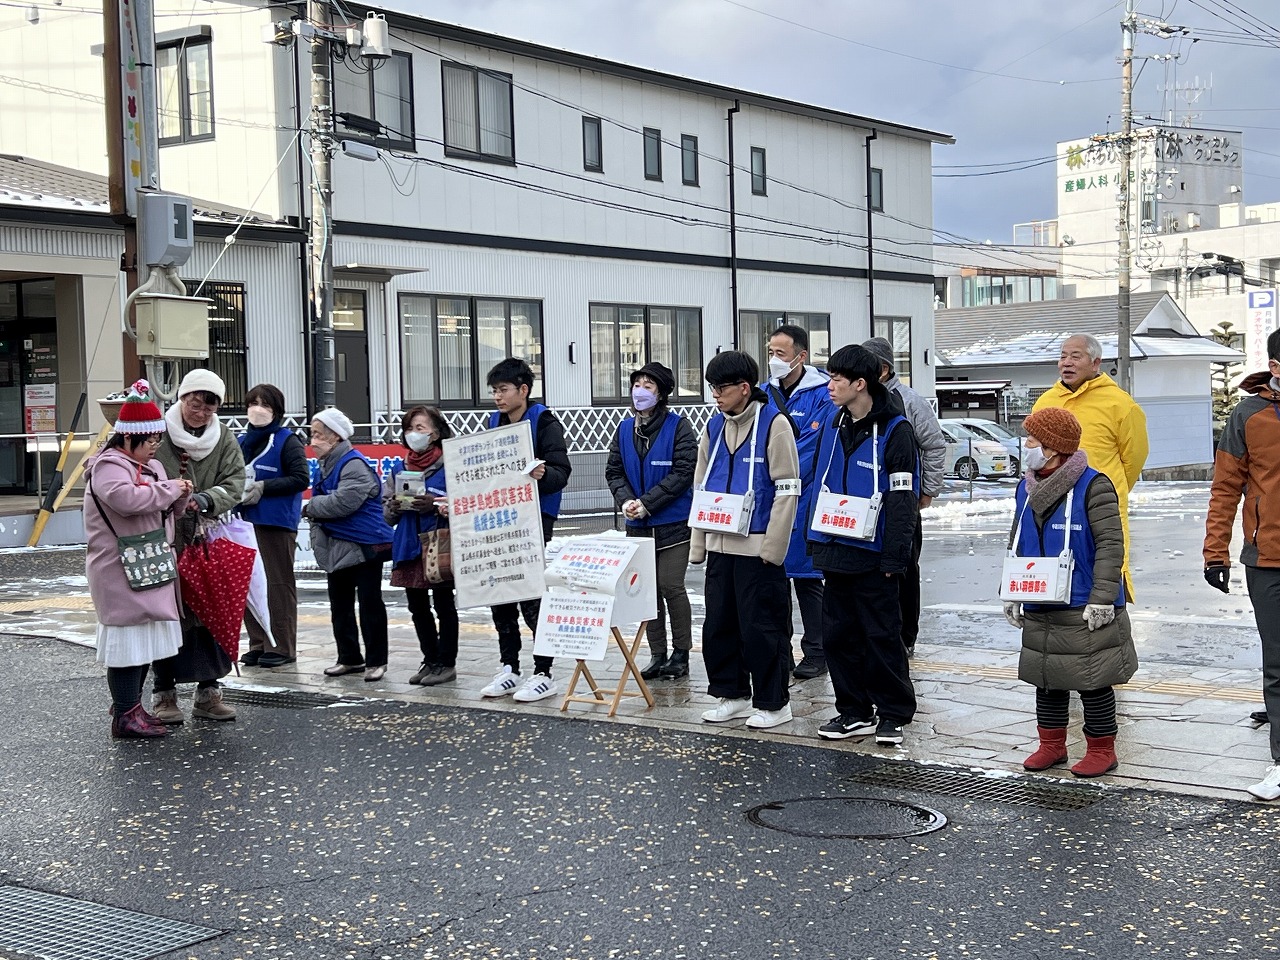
[763,324,834,680]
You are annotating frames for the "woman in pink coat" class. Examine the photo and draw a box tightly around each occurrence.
[85,381,193,739]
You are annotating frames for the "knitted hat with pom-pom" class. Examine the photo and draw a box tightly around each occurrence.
[114,379,166,435]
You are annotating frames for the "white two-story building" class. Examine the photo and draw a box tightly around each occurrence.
[0,0,950,505]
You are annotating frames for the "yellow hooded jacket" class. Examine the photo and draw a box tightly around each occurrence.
[1032,372,1149,599]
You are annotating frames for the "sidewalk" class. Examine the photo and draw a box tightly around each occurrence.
[0,572,1270,804]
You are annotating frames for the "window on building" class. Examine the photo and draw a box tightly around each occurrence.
[178,280,247,411]
[643,127,662,181]
[750,146,767,195]
[681,134,699,186]
[441,62,514,162]
[873,316,912,386]
[583,116,602,172]
[334,51,414,149]
[157,37,214,144]
[738,310,831,375]
[961,273,1061,307]
[870,167,884,212]
[400,296,542,405]
[1262,257,1280,286]
[589,303,703,403]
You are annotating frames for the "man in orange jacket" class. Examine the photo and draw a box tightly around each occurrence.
[1204,327,1280,802]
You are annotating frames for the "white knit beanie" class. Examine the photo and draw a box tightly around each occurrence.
[312,407,354,441]
[177,368,227,403]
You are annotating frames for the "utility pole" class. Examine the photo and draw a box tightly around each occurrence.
[309,0,336,411]
[1116,0,1136,394]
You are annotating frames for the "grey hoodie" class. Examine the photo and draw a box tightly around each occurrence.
[884,373,946,498]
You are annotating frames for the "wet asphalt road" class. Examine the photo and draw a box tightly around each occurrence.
[4,633,1280,959]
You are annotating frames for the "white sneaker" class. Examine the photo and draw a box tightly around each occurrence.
[513,672,558,703]
[480,666,521,699]
[1248,764,1280,801]
[701,697,755,723]
[745,704,793,730]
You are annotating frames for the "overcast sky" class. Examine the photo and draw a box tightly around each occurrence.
[393,0,1280,247]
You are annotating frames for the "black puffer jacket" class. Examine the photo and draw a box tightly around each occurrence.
[605,405,698,550]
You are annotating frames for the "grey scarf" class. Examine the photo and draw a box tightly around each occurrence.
[1025,449,1089,519]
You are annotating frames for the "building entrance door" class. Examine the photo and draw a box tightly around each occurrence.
[333,289,371,441]
[0,278,58,494]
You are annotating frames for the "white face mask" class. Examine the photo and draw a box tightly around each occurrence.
[246,407,273,428]
[405,431,434,453]
[1024,446,1051,472]
[768,356,798,382]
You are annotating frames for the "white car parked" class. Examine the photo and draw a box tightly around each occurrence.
[939,420,1012,481]
[950,417,1025,475]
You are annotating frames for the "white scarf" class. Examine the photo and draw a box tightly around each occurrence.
[164,403,222,461]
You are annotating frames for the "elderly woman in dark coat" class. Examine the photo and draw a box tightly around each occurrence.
[1002,407,1138,779]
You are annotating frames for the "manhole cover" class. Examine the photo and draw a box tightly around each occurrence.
[745,796,947,840]
[219,689,364,710]
[0,885,219,960]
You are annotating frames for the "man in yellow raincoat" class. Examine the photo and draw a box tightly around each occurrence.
[1032,333,1148,599]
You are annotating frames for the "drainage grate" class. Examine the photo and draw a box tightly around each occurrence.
[848,764,1104,812]
[0,885,219,960]
[219,688,364,710]
[745,796,947,840]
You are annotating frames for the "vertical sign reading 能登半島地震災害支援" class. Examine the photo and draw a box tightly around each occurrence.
[442,421,546,610]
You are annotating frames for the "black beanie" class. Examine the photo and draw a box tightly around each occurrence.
[630,361,676,398]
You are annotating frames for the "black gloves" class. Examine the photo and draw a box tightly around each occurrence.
[1204,565,1230,594]
[194,492,214,514]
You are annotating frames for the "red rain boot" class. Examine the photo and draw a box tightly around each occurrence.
[1071,735,1118,778]
[111,703,170,740]
[1023,726,1069,771]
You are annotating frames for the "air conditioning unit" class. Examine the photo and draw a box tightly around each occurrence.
[1187,211,1202,229]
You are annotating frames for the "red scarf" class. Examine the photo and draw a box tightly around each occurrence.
[406,445,442,472]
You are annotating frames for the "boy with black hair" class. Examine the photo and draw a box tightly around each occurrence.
[808,343,918,746]
[690,350,801,730]
[478,358,573,703]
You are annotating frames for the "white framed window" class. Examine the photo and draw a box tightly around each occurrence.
[401,295,542,404]
[157,37,213,144]
[334,51,415,150]
[442,63,514,162]
[590,303,703,403]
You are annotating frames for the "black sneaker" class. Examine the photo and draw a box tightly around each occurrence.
[1251,710,1270,725]
[817,715,877,740]
[875,720,905,745]
[257,652,296,668]
[240,651,262,667]
[793,657,828,680]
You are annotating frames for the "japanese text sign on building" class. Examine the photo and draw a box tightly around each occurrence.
[1246,290,1278,372]
[443,421,546,610]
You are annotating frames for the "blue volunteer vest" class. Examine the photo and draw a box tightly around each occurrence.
[390,464,449,563]
[239,426,303,530]
[701,401,784,535]
[1013,467,1125,611]
[488,402,562,518]
[313,449,395,546]
[619,412,693,529]
[807,413,916,554]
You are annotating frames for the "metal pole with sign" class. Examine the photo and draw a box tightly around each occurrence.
[1246,290,1278,372]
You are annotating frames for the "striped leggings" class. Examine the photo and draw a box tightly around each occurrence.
[1035,686,1117,738]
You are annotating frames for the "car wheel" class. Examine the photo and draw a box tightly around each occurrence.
[956,457,979,481]
[1008,457,1019,475]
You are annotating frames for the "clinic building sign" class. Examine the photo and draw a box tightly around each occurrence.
[442,421,546,609]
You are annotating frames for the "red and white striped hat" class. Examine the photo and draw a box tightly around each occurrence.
[114,379,166,434]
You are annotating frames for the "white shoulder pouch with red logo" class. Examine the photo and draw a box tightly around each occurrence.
[810,419,881,542]
[689,406,761,537]
[999,490,1075,604]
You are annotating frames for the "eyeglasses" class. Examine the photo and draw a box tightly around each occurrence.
[142,435,163,446]
[182,395,219,411]
[490,384,519,397]
[709,381,746,396]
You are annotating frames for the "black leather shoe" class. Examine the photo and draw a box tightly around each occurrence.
[1251,710,1270,725]
[640,654,668,680]
[792,657,828,680]
[240,651,261,667]
[257,653,297,668]
[660,650,690,679]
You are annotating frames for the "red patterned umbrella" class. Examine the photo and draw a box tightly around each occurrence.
[178,537,256,663]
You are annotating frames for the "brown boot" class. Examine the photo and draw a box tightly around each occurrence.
[1023,726,1069,771]
[151,690,184,725]
[192,685,237,721]
[1071,734,1118,778]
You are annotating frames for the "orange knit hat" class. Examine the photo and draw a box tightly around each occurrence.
[1023,407,1082,455]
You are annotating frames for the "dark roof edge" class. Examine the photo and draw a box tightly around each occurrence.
[0,203,303,243]
[373,8,953,145]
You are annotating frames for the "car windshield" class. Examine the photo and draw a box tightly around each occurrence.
[966,420,1017,441]
[942,422,987,441]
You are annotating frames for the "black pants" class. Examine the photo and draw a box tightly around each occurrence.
[407,584,459,667]
[791,577,825,662]
[1247,566,1280,761]
[701,552,791,711]
[328,558,388,668]
[491,513,557,677]
[898,515,923,650]
[822,569,916,724]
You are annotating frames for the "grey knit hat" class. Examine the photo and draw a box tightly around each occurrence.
[861,337,896,372]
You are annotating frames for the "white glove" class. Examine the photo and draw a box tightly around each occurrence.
[1084,604,1116,632]
[1002,601,1024,628]
[241,480,264,506]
